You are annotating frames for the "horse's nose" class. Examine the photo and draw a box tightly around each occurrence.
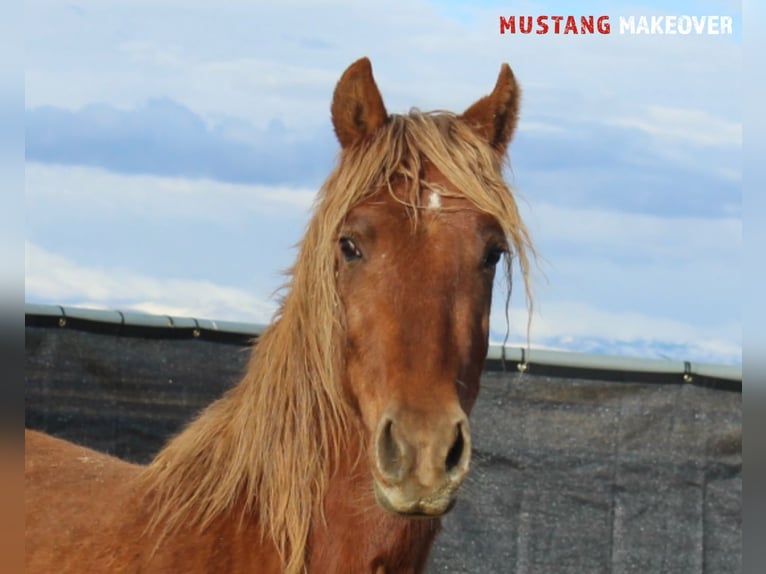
[374,408,471,489]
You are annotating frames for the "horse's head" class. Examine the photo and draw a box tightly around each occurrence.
[329,58,525,517]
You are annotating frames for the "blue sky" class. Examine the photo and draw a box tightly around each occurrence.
[25,0,741,365]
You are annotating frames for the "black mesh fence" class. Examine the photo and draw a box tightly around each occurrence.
[25,318,741,573]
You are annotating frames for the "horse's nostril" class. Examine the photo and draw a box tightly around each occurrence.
[445,423,465,473]
[377,419,402,481]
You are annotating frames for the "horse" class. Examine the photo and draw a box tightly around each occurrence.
[25,57,534,573]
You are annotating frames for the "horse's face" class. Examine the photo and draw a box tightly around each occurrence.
[330,58,520,517]
[336,173,505,517]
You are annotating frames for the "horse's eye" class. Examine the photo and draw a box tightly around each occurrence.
[482,247,505,270]
[339,237,363,262]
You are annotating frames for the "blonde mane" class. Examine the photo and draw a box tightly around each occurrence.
[138,111,534,574]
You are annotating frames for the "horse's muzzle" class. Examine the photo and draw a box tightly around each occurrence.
[371,407,471,517]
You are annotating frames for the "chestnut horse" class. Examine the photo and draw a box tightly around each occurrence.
[25,58,533,573]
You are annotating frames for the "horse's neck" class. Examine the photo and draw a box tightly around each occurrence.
[308,438,441,573]
[125,505,282,573]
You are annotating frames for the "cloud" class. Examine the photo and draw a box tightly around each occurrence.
[522,202,740,328]
[25,242,278,324]
[24,0,454,125]
[491,301,741,365]
[26,239,740,365]
[23,0,742,366]
[25,160,741,366]
[25,0,740,127]
[507,112,740,219]
[525,201,741,262]
[25,1,740,218]
[608,105,742,148]
[25,163,315,294]
[25,97,740,221]
[25,162,317,221]
[26,99,337,187]
[486,199,741,364]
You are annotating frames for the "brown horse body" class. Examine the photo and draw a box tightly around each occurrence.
[25,430,433,572]
[25,58,533,573]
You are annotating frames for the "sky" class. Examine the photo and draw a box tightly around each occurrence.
[25,0,742,365]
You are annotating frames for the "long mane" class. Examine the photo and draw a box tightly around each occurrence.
[137,111,534,573]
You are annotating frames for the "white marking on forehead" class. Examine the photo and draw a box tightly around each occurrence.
[427,191,442,210]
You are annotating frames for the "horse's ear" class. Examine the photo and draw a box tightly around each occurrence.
[331,58,388,149]
[461,63,520,154]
